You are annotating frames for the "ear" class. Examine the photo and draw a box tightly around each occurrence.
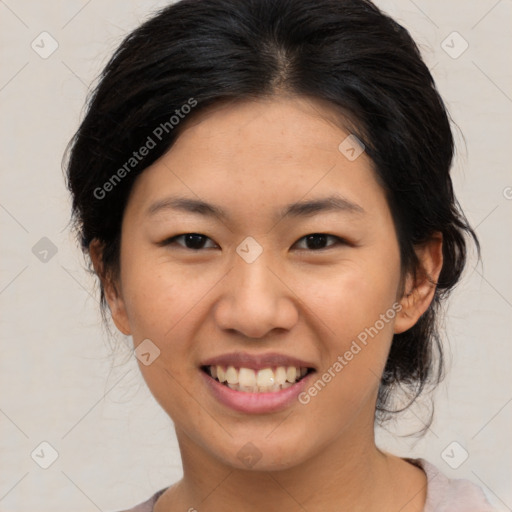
[394,233,443,334]
[89,239,132,336]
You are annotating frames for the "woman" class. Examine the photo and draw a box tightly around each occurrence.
[65,0,495,510]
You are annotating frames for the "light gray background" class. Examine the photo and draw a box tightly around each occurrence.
[0,1,511,510]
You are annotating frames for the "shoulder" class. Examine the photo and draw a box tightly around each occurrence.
[110,487,168,512]
[407,458,497,512]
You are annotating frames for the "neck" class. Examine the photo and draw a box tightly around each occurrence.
[156,419,426,511]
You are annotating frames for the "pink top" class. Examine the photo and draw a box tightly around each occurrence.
[114,458,496,511]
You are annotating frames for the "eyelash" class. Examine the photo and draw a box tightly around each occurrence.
[159,233,349,252]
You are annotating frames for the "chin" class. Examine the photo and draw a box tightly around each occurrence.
[210,430,316,472]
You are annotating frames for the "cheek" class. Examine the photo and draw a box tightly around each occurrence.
[120,251,195,334]
[297,267,400,430]
[119,259,204,410]
[303,257,401,337]
[298,253,401,412]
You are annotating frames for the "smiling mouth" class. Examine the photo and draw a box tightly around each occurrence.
[201,365,314,393]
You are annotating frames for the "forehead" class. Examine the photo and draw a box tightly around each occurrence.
[176,94,359,154]
[124,95,389,226]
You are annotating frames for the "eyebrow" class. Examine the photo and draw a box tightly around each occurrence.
[146,194,365,222]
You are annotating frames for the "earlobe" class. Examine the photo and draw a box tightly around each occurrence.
[103,280,132,336]
[89,239,132,336]
[394,233,443,334]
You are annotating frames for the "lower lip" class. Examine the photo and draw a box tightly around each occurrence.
[200,370,314,414]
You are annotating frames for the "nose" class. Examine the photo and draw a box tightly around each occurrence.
[213,253,299,339]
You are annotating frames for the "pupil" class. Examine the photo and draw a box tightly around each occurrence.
[186,234,205,249]
[307,234,327,250]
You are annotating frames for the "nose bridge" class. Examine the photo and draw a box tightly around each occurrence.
[214,242,298,338]
[235,248,276,297]
[232,234,278,295]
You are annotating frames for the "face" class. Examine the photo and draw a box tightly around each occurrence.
[99,95,434,472]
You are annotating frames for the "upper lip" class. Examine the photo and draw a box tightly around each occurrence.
[200,352,316,372]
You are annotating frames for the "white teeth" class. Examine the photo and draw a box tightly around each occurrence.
[217,366,227,383]
[206,364,310,393]
[256,368,275,387]
[239,368,256,387]
[286,367,297,383]
[275,366,287,385]
[226,366,238,384]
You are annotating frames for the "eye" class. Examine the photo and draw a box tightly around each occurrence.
[160,232,347,252]
[161,233,218,250]
[294,233,346,251]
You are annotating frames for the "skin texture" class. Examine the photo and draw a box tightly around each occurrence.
[90,95,443,511]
